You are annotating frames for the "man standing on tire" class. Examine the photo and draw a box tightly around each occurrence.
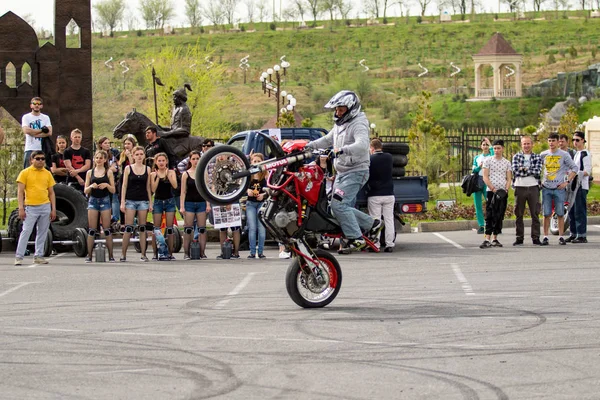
[21,97,52,169]
[15,151,56,265]
[305,90,382,254]
[511,136,543,246]
[366,138,395,253]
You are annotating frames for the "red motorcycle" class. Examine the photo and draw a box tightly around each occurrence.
[195,135,378,308]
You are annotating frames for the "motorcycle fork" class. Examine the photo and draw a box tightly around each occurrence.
[290,238,326,285]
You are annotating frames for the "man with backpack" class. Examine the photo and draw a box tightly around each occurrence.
[566,131,592,243]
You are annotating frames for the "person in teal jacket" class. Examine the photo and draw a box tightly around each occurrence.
[472,137,493,234]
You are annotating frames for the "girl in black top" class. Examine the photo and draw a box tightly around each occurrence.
[120,146,152,262]
[84,150,116,263]
[150,153,178,259]
[117,134,137,224]
[180,150,210,259]
[51,135,69,184]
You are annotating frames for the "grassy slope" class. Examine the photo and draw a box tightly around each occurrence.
[90,13,600,137]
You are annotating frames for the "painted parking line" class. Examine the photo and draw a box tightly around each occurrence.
[432,233,465,249]
[214,272,257,309]
[0,282,38,298]
[451,264,475,296]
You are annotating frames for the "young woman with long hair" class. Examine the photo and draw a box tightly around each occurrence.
[180,150,210,260]
[117,134,137,223]
[120,146,153,262]
[150,152,178,259]
[246,152,268,258]
[84,150,116,262]
[51,135,69,184]
[98,136,120,223]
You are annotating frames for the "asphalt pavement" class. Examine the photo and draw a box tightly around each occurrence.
[1,226,600,399]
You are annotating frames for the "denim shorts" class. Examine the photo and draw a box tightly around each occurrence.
[88,195,111,212]
[125,199,150,211]
[153,198,176,214]
[542,187,567,217]
[184,201,207,214]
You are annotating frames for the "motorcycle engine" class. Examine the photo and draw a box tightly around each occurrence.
[274,210,298,229]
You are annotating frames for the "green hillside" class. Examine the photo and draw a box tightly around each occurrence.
[90,12,600,137]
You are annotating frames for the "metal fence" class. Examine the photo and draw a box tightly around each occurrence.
[378,128,523,178]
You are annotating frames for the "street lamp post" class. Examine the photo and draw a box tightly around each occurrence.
[259,57,296,124]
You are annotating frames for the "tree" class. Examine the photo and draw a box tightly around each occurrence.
[94,0,126,36]
[557,105,579,137]
[532,0,547,11]
[320,0,338,22]
[139,0,175,29]
[416,0,432,15]
[0,112,24,225]
[307,0,321,26]
[256,0,270,22]
[336,0,353,21]
[222,0,240,25]
[203,0,226,28]
[578,0,587,9]
[245,0,256,22]
[363,0,381,18]
[292,0,307,22]
[407,91,450,184]
[184,0,202,31]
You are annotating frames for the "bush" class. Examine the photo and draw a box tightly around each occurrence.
[269,22,276,31]
[548,53,556,64]
[416,16,422,24]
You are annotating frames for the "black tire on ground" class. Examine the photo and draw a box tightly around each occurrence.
[382,142,410,156]
[173,228,182,253]
[392,154,408,168]
[43,229,53,258]
[8,209,20,241]
[391,167,406,177]
[52,184,88,240]
[285,249,342,308]
[0,230,3,253]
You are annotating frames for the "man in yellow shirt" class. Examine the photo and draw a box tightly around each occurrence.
[15,151,57,265]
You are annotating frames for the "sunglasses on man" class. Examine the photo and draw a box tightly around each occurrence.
[34,157,46,161]
[31,102,42,106]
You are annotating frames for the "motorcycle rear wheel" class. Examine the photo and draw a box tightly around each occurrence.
[550,205,570,236]
[195,145,251,206]
[286,249,342,308]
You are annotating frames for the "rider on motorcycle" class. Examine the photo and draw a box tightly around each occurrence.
[305,90,383,254]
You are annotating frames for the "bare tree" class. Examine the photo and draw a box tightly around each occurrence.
[256,0,269,22]
[203,0,226,27]
[293,0,307,22]
[185,0,203,29]
[416,0,432,15]
[363,0,381,17]
[550,0,569,10]
[94,0,126,36]
[532,0,547,11]
[579,0,587,9]
[222,0,240,24]
[320,0,338,21]
[336,0,353,20]
[245,0,256,22]
[307,0,322,26]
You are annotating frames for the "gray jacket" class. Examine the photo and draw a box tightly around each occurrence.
[306,112,370,175]
[540,148,579,189]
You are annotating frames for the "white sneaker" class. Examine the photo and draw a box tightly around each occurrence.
[14,258,22,266]
[34,257,49,264]
[279,251,291,259]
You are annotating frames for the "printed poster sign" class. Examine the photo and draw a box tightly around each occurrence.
[212,204,242,229]
[268,128,282,143]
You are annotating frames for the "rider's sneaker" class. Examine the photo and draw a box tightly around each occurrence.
[279,251,291,259]
[338,238,366,254]
[368,219,383,240]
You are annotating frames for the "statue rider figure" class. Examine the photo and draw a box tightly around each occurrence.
[159,84,192,139]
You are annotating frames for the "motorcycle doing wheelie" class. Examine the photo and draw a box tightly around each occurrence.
[195,136,377,308]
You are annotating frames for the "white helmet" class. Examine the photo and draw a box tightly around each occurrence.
[324,90,361,126]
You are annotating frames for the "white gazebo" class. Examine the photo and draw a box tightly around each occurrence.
[472,32,523,99]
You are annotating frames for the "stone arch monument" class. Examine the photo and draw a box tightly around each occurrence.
[0,0,93,149]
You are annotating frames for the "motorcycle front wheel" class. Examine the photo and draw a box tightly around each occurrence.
[285,249,342,308]
[195,145,251,206]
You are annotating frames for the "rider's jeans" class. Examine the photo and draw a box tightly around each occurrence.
[331,170,374,240]
[246,200,266,255]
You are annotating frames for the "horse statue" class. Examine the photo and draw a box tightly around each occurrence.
[113,109,205,162]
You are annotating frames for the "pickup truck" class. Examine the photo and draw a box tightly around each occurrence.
[226,128,429,239]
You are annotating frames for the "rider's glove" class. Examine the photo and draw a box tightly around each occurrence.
[41,126,49,133]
